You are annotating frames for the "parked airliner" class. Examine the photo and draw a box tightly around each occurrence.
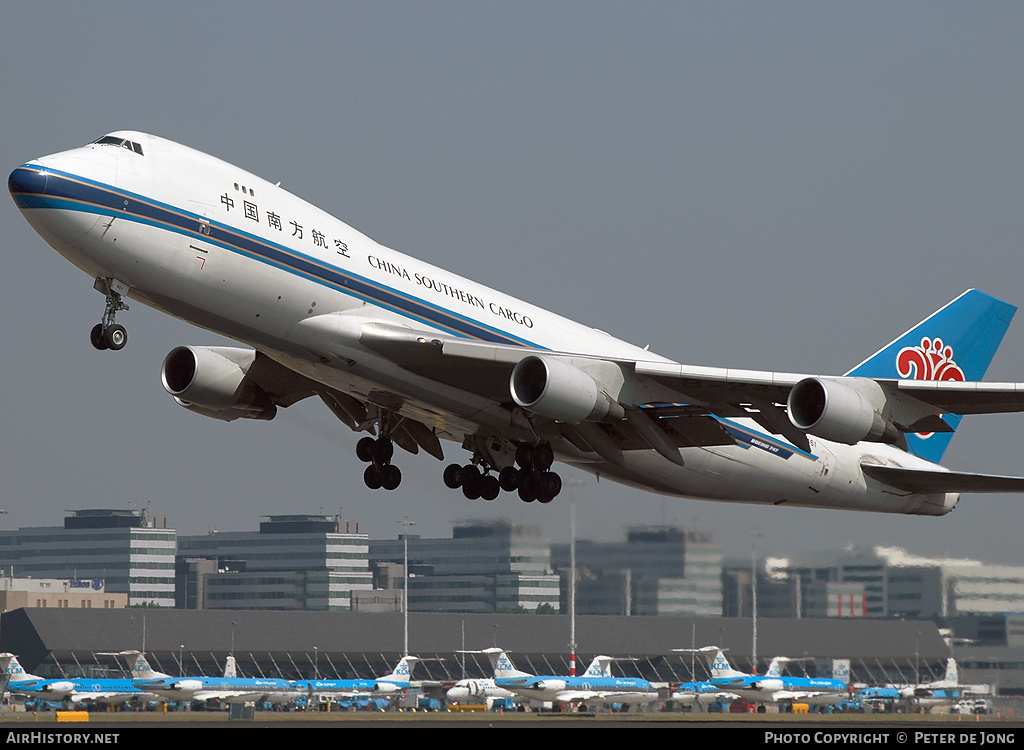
[133,655,297,704]
[446,648,528,706]
[858,659,984,712]
[292,655,417,701]
[679,647,848,707]
[12,132,1024,511]
[0,652,166,704]
[494,655,657,706]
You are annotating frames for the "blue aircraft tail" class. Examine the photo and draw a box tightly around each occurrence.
[845,289,1016,463]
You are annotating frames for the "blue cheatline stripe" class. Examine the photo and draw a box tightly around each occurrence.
[11,165,543,349]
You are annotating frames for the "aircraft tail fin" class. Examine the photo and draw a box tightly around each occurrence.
[0,653,41,683]
[845,289,1016,463]
[129,651,169,680]
[581,656,614,678]
[223,655,237,679]
[675,646,748,680]
[944,658,958,685]
[379,655,418,684]
[481,648,531,679]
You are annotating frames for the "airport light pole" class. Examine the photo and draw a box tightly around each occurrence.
[751,531,761,673]
[398,517,416,657]
[565,479,585,676]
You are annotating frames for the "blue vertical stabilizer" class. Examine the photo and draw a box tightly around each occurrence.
[846,290,1016,462]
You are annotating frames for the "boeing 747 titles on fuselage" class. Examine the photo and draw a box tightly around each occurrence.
[12,132,1024,512]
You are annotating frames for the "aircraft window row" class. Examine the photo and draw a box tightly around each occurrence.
[91,135,144,156]
[234,182,255,197]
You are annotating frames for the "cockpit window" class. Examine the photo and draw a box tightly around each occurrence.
[91,135,143,156]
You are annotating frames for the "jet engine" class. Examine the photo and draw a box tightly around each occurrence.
[749,679,785,692]
[532,679,567,692]
[787,377,900,445]
[170,679,204,693]
[161,346,276,422]
[510,356,624,423]
[41,681,75,695]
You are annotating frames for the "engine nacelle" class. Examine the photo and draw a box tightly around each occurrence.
[510,356,624,423]
[750,678,785,692]
[161,346,276,421]
[173,679,205,693]
[42,681,75,695]
[533,679,567,693]
[787,377,900,445]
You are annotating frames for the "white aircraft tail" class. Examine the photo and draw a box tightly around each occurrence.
[0,653,43,684]
[481,648,531,679]
[765,657,785,678]
[930,658,958,687]
[127,651,169,680]
[379,655,419,684]
[675,646,749,680]
[582,656,614,678]
[944,658,958,685]
[223,655,237,679]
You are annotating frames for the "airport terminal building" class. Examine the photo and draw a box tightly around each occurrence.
[0,509,175,608]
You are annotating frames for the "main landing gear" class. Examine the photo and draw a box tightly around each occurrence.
[90,278,130,351]
[443,442,563,504]
[356,435,402,491]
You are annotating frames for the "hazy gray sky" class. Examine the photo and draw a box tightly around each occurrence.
[3,2,1024,564]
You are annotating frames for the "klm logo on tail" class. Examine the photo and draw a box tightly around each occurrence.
[711,653,731,675]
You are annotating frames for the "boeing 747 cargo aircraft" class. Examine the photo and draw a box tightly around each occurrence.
[11,132,1024,513]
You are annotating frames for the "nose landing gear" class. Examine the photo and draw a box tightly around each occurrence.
[90,278,130,351]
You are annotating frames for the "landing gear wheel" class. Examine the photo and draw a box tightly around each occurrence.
[356,436,376,463]
[102,324,127,351]
[498,466,520,492]
[371,437,394,466]
[460,466,482,500]
[443,464,463,489]
[480,475,501,501]
[90,324,108,351]
[363,464,382,490]
[531,444,554,471]
[539,472,562,501]
[381,464,402,491]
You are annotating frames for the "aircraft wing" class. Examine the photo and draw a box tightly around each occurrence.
[352,321,1024,456]
[552,690,599,702]
[68,692,136,703]
[192,690,254,701]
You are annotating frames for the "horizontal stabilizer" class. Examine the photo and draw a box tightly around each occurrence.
[862,464,1024,493]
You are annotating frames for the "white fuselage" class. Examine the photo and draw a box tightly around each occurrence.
[446,679,516,705]
[10,132,958,515]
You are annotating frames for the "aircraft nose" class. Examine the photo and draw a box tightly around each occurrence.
[8,164,47,205]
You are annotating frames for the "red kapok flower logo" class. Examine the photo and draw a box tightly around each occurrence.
[896,337,965,438]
